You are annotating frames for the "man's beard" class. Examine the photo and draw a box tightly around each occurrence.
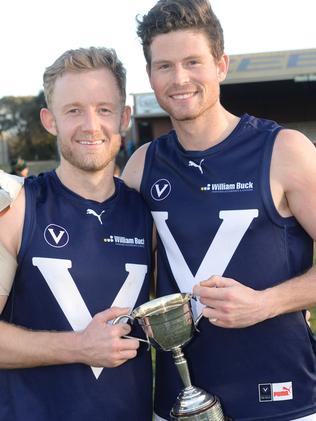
[57,139,120,172]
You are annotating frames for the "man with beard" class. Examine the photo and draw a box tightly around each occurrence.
[122,0,316,420]
[0,47,153,421]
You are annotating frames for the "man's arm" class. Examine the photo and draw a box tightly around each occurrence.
[0,190,139,369]
[194,129,316,328]
[0,306,138,369]
[121,142,150,191]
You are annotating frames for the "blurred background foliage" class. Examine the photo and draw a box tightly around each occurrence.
[310,308,316,332]
[0,92,57,163]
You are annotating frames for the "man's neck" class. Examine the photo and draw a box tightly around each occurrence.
[172,107,240,151]
[56,162,116,203]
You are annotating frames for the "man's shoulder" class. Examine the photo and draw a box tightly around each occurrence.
[122,143,151,191]
[122,131,175,191]
[242,113,281,134]
[274,128,314,158]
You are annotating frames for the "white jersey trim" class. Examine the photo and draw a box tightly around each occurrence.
[292,414,316,421]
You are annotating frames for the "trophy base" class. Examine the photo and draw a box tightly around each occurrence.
[170,386,224,420]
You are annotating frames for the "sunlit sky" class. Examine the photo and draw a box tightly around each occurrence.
[1,0,315,105]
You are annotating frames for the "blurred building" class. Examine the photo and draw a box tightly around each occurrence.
[132,48,316,145]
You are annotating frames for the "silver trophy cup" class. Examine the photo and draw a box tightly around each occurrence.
[114,293,224,420]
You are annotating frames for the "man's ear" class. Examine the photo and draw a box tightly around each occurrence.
[217,54,229,83]
[40,108,57,136]
[120,105,131,132]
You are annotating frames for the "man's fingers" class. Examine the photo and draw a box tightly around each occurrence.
[110,350,139,368]
[194,287,226,304]
[112,323,132,336]
[193,276,220,297]
[120,337,140,351]
[199,275,222,287]
[93,307,133,336]
[194,276,236,299]
[117,349,138,360]
[200,275,235,288]
[110,339,140,366]
[97,306,130,323]
[202,306,219,320]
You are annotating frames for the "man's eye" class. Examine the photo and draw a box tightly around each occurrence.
[68,109,80,114]
[99,108,111,114]
[159,64,170,70]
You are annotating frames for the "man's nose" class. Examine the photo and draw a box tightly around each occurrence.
[82,109,100,132]
[172,64,190,85]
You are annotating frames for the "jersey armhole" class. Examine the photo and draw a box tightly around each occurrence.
[261,128,298,228]
[140,142,154,197]
[17,180,36,266]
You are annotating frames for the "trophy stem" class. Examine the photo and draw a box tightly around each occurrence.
[172,347,192,388]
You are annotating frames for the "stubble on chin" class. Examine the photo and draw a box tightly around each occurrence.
[59,143,118,172]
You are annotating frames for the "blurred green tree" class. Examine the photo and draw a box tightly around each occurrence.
[0,92,56,160]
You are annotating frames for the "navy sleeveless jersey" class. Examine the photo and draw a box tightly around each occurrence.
[141,114,316,421]
[0,171,153,421]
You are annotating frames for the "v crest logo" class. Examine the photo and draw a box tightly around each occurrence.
[44,224,69,248]
[150,179,171,201]
[48,228,65,244]
[155,184,168,197]
[32,257,148,379]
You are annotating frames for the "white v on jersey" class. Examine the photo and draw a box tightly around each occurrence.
[142,114,316,421]
[0,171,153,421]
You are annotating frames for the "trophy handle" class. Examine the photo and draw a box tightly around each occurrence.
[190,294,203,332]
[194,312,203,332]
[112,314,151,350]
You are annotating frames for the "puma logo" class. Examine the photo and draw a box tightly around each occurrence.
[188,159,204,174]
[86,209,105,225]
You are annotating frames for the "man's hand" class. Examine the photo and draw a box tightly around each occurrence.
[76,307,140,368]
[193,276,268,328]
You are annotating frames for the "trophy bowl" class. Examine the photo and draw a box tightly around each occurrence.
[131,293,194,351]
[114,293,224,420]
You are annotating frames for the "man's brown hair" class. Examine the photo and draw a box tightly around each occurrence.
[137,0,224,65]
[43,47,126,108]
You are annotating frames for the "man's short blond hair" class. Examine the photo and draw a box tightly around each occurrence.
[43,47,126,108]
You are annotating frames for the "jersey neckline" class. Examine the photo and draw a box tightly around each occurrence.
[50,170,122,208]
[172,113,249,158]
